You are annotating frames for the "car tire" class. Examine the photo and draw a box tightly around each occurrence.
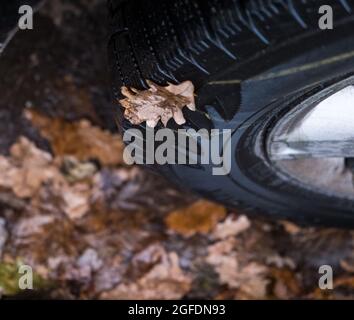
[108,0,354,227]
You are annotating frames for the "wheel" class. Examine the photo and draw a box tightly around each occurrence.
[108,0,354,227]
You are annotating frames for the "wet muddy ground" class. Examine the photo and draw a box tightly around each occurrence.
[1,0,354,300]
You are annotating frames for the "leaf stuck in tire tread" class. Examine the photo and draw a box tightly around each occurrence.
[119,80,196,127]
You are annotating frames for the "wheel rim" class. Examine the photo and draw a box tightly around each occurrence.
[267,76,354,198]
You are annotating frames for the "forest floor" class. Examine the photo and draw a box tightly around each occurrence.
[1,0,354,299]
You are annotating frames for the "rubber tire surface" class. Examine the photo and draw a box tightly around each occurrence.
[108,0,354,227]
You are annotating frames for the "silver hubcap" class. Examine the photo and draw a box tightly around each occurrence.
[268,78,354,198]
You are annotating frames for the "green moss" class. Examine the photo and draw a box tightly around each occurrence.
[0,261,49,296]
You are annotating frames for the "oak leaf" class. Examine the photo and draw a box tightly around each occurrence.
[0,137,63,198]
[212,215,250,240]
[100,245,191,300]
[206,238,269,298]
[165,200,226,237]
[119,80,196,127]
[25,110,124,166]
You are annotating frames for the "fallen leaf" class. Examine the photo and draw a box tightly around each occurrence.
[61,183,91,220]
[271,268,301,299]
[91,167,193,213]
[0,137,62,198]
[100,245,191,299]
[76,248,103,279]
[206,237,269,298]
[165,200,226,237]
[265,255,296,270]
[212,215,250,240]
[0,136,92,221]
[236,274,270,300]
[206,238,239,287]
[309,276,354,299]
[281,221,302,235]
[25,110,124,166]
[334,276,354,288]
[119,80,196,127]
[13,215,56,240]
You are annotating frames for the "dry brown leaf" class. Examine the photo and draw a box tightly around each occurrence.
[47,249,103,283]
[206,237,269,298]
[236,275,270,300]
[119,80,196,127]
[281,221,302,235]
[75,248,103,279]
[165,200,226,237]
[271,268,301,299]
[206,238,239,286]
[212,215,250,240]
[309,275,354,300]
[0,157,18,192]
[334,276,354,288]
[25,110,124,166]
[61,183,91,220]
[0,137,63,198]
[100,245,191,300]
[0,136,94,220]
[265,255,296,270]
[13,215,56,243]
